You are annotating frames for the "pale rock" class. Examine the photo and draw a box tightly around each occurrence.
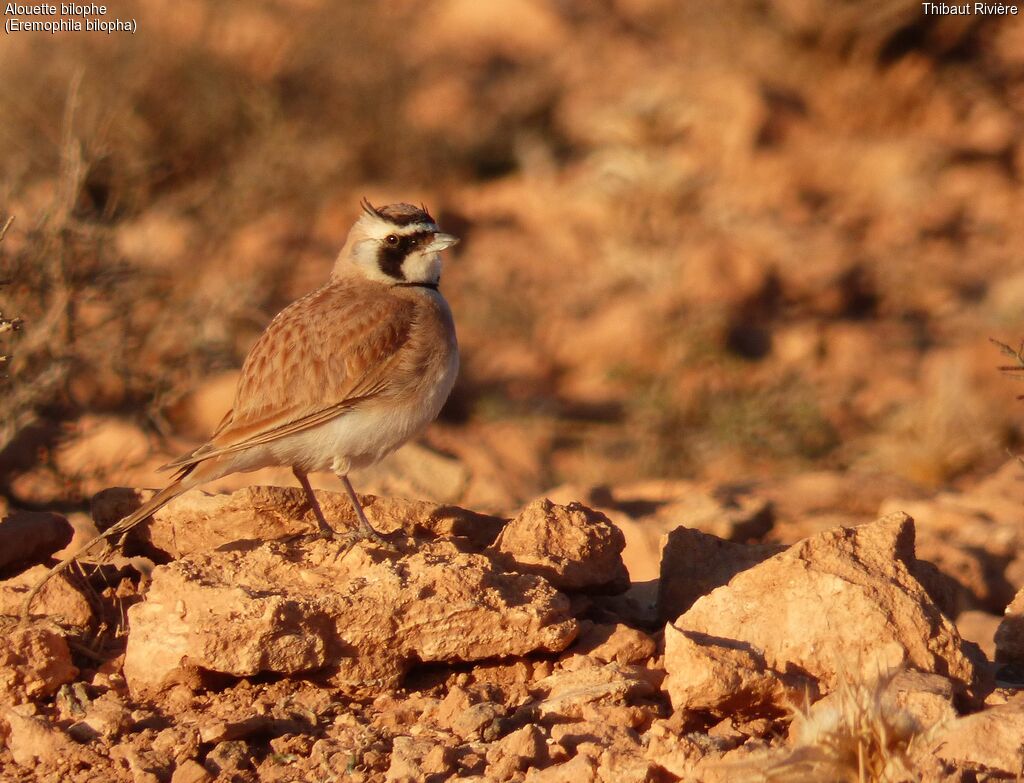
[923,699,1024,774]
[386,736,454,781]
[124,537,577,693]
[110,745,169,783]
[491,498,628,592]
[451,700,506,741]
[672,514,978,696]
[884,671,957,732]
[0,626,78,705]
[763,470,922,523]
[657,526,784,622]
[165,370,239,439]
[787,670,956,748]
[485,724,547,778]
[2,704,79,765]
[663,625,814,717]
[576,481,773,542]
[68,691,132,740]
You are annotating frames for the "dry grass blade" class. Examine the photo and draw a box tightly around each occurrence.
[767,672,925,783]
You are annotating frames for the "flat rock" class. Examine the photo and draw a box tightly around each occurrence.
[672,513,978,697]
[491,499,628,592]
[0,626,78,705]
[93,485,506,560]
[123,536,578,694]
[529,661,657,721]
[657,527,784,623]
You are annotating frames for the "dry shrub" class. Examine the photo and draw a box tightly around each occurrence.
[768,672,926,783]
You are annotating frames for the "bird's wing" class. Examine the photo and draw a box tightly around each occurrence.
[160,283,417,471]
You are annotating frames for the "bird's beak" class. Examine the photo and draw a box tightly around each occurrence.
[426,233,460,252]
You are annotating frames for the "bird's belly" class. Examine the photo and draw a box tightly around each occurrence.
[265,349,459,474]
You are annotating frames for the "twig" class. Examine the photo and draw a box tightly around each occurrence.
[991,338,1024,399]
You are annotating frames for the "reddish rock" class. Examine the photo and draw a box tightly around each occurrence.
[529,661,657,722]
[524,752,598,782]
[93,485,506,559]
[0,626,78,705]
[1,566,94,627]
[956,610,1000,661]
[657,527,784,622]
[491,499,628,593]
[672,513,978,697]
[170,759,213,783]
[995,588,1024,664]
[546,480,773,585]
[124,537,578,694]
[485,724,547,778]
[0,510,73,575]
[574,623,656,665]
[663,625,814,717]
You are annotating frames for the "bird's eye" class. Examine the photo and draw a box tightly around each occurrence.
[385,234,399,246]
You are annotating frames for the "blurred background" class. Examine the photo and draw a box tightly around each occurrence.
[1,0,1023,521]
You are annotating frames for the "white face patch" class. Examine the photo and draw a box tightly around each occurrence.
[337,203,456,286]
[400,248,443,285]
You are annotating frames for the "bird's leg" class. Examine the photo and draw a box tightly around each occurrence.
[293,467,336,536]
[338,474,387,543]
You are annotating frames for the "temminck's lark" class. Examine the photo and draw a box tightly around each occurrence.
[23,200,460,618]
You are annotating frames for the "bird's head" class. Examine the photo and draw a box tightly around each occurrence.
[334,199,459,287]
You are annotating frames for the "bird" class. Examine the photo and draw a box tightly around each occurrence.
[22,199,460,620]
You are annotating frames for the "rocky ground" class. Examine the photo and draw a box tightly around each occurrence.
[3,1,1024,780]
[3,459,1024,782]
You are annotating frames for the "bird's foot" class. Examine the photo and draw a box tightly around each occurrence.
[304,520,399,554]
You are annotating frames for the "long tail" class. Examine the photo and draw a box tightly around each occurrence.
[20,480,187,623]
